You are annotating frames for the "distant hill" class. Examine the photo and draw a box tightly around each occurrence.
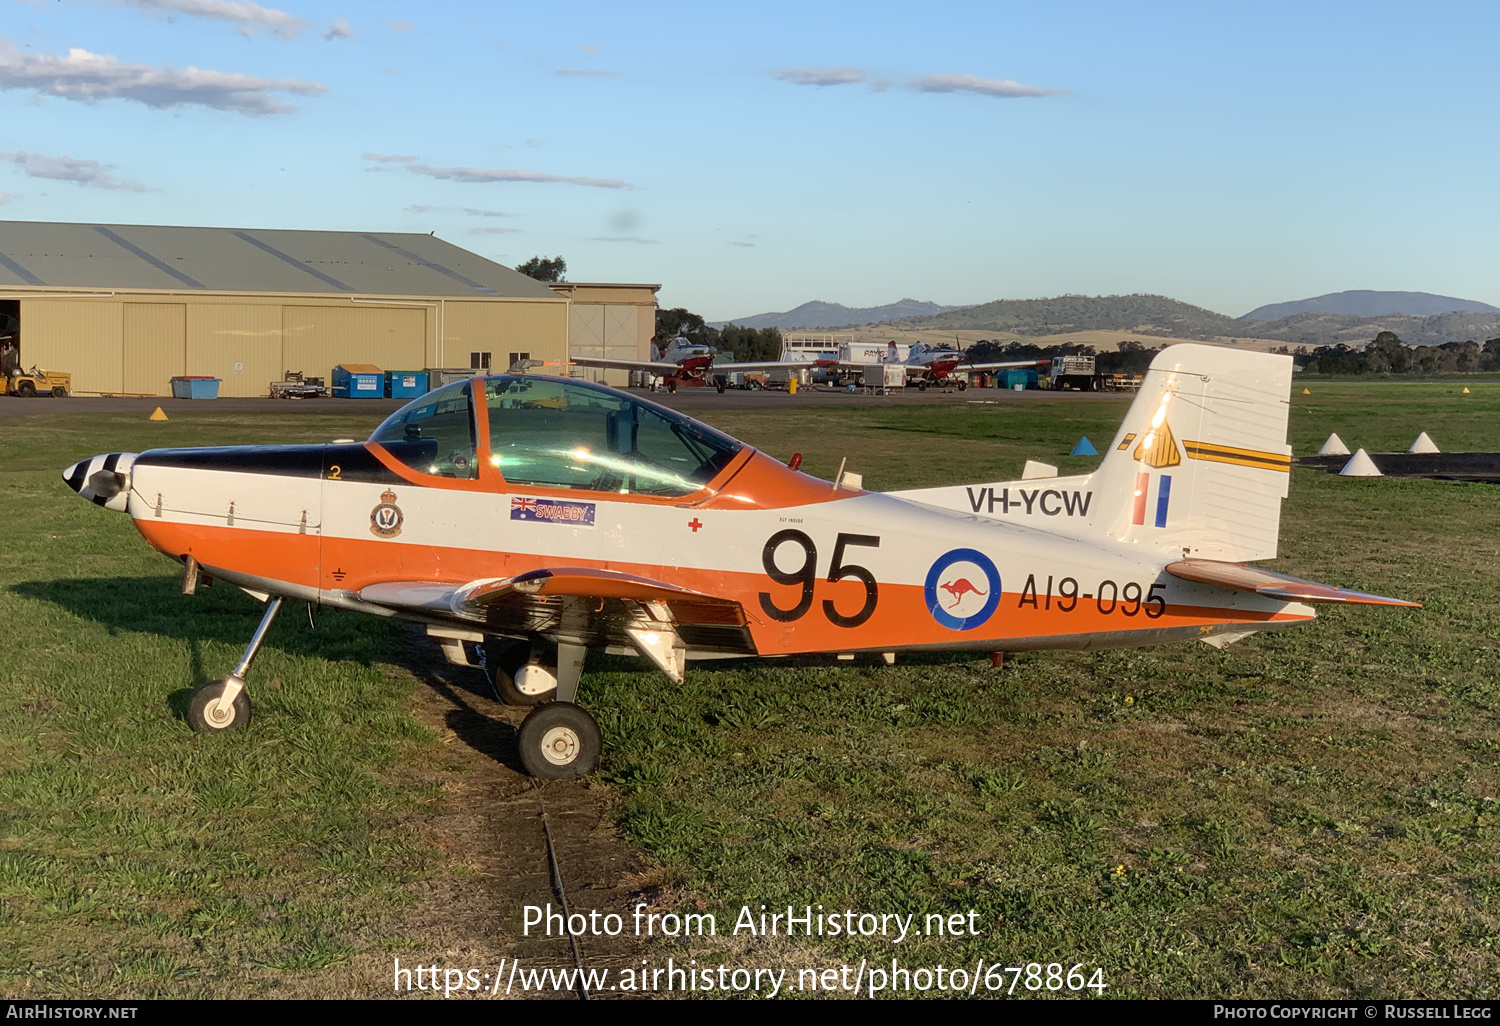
[1242,290,1499,321]
[1235,310,1500,349]
[715,298,964,331]
[883,294,1244,340]
[879,293,1500,349]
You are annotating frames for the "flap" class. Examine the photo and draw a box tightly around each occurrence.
[1165,559,1420,607]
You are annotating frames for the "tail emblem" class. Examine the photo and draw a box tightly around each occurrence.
[1133,420,1181,468]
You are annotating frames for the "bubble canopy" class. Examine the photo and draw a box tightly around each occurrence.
[368,375,745,496]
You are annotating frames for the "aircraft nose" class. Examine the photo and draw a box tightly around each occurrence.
[63,452,139,511]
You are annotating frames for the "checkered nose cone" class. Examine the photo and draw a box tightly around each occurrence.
[63,452,138,512]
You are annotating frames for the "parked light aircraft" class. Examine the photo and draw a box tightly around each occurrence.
[570,334,804,393]
[64,344,1416,778]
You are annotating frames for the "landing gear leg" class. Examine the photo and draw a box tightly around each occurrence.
[187,596,282,733]
[517,641,599,777]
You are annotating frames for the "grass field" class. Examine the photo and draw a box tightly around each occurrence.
[1,380,1497,998]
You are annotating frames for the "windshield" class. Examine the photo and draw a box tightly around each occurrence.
[368,380,478,479]
[483,375,742,496]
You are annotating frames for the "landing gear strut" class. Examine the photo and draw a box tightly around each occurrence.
[515,640,601,777]
[186,596,282,733]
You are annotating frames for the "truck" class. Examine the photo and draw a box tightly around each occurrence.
[1048,355,1098,391]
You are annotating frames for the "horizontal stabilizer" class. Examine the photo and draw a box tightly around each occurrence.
[1165,559,1420,607]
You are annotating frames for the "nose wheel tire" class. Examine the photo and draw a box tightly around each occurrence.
[518,703,601,778]
[187,680,252,733]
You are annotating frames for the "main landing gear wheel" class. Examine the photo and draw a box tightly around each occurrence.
[957,379,967,391]
[518,703,601,778]
[715,379,726,394]
[187,680,251,733]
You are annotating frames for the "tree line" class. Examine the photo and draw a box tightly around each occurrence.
[1297,331,1500,375]
[656,308,784,362]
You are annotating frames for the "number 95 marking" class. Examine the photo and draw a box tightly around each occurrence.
[759,530,880,628]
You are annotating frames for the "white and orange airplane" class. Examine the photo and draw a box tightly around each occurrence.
[64,344,1415,778]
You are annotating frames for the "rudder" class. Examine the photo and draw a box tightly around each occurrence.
[1091,344,1292,562]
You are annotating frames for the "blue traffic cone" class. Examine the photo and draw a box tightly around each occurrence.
[1070,437,1098,456]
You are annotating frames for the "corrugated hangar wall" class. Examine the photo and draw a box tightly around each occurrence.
[19,294,568,397]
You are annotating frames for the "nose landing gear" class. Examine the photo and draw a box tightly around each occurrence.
[185,596,282,734]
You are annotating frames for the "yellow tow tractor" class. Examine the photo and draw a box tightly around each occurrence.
[4,367,72,398]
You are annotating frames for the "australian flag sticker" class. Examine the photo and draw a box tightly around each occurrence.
[510,496,596,527]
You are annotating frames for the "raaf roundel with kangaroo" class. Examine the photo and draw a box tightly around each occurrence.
[62,343,1417,779]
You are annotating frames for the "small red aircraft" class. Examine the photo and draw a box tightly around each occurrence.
[64,344,1416,778]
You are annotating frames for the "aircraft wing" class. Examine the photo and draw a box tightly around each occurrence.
[962,359,1050,372]
[713,360,832,372]
[357,568,755,654]
[1164,559,1420,607]
[570,356,686,374]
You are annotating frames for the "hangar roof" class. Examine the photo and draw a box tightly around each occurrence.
[0,220,562,300]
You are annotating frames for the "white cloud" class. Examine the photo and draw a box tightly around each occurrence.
[909,73,1065,98]
[0,190,10,204]
[387,19,414,32]
[0,150,148,191]
[469,226,520,235]
[0,39,325,115]
[589,235,657,245]
[364,152,417,163]
[556,69,619,78]
[128,0,308,40]
[776,67,865,87]
[322,18,354,41]
[406,204,514,218]
[578,44,601,54]
[407,162,630,190]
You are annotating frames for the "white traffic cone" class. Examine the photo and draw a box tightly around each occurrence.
[1409,432,1439,453]
[1339,449,1383,477]
[1318,433,1350,456]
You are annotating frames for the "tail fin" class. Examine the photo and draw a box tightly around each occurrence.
[889,343,1293,563]
[1091,344,1292,561]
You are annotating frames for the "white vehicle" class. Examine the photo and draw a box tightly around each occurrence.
[1049,355,1099,391]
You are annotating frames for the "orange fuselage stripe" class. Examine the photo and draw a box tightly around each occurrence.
[134,519,1310,656]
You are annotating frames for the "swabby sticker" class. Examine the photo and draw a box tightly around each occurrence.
[925,548,1002,631]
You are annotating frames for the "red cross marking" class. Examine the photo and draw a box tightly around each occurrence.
[688,518,703,533]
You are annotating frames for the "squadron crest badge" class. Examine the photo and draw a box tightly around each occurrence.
[369,488,403,538]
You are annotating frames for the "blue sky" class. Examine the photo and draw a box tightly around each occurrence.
[1,0,1496,319]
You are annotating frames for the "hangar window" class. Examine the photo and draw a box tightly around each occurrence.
[368,380,479,479]
[470,352,492,371]
[484,376,741,496]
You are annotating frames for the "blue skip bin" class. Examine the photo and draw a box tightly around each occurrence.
[333,364,385,399]
[170,376,221,400]
[386,370,429,399]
